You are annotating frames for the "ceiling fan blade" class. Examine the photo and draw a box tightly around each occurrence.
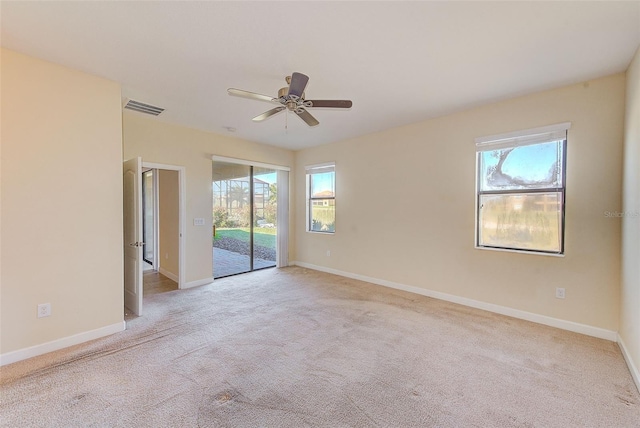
[288,72,309,98]
[295,109,319,127]
[228,88,278,104]
[252,106,285,122]
[306,100,353,108]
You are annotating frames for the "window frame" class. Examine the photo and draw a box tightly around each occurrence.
[475,123,570,255]
[305,162,336,234]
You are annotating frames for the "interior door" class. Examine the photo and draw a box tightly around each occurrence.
[123,157,143,315]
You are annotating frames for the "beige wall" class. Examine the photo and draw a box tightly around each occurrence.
[0,49,123,354]
[158,169,179,277]
[123,112,295,284]
[295,73,625,332]
[621,47,640,380]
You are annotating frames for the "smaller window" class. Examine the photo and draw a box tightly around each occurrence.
[306,163,335,233]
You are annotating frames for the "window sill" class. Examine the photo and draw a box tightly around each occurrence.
[475,245,564,257]
[306,230,335,235]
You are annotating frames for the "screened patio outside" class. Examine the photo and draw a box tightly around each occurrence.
[212,162,277,278]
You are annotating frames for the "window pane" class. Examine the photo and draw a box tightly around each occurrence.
[310,199,335,232]
[310,171,335,198]
[479,141,563,191]
[478,193,562,252]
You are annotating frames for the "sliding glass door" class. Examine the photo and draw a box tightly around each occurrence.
[252,166,277,271]
[212,162,277,278]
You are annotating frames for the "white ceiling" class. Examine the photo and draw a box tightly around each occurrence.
[2,1,639,151]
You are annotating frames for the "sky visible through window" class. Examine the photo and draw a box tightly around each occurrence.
[256,172,276,184]
[311,171,335,197]
[481,140,562,190]
[214,172,275,185]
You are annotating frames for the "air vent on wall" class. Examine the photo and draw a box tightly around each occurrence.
[124,99,165,116]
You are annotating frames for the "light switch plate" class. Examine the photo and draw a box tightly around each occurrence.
[193,218,205,226]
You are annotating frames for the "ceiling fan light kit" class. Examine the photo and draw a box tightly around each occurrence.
[228,72,352,127]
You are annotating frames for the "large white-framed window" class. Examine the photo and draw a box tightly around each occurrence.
[475,123,570,255]
[306,162,335,233]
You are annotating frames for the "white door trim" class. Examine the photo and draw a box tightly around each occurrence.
[142,162,186,289]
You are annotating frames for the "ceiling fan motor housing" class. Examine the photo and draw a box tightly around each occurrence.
[279,87,306,112]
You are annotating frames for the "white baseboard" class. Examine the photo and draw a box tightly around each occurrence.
[0,321,126,367]
[291,261,618,342]
[158,267,179,283]
[183,277,214,289]
[618,335,640,393]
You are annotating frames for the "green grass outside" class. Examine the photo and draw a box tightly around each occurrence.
[214,227,276,249]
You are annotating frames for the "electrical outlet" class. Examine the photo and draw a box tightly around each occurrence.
[555,288,566,299]
[37,303,51,318]
[326,250,331,257]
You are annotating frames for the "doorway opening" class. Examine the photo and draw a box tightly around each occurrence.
[212,158,289,279]
[124,157,186,317]
[142,167,180,294]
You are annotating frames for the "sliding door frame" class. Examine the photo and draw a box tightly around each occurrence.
[212,155,290,270]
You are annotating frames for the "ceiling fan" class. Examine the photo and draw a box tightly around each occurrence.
[228,72,352,127]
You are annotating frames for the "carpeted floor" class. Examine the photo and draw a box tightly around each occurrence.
[1,267,638,427]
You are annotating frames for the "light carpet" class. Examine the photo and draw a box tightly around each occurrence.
[1,266,638,427]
